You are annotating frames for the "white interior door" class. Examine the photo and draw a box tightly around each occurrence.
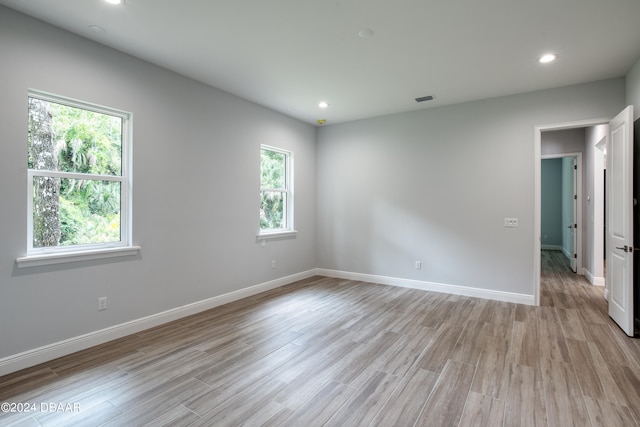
[607,105,634,336]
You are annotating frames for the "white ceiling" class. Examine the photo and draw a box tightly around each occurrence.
[2,0,640,125]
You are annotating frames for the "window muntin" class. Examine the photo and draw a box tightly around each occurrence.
[260,145,293,233]
[27,91,131,254]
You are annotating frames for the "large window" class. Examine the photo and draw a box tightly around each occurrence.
[259,145,294,235]
[26,91,132,257]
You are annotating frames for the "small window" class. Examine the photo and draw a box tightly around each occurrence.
[259,145,293,234]
[26,91,132,255]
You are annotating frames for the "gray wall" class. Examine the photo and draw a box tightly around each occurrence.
[541,128,586,156]
[584,125,607,283]
[316,80,625,296]
[541,159,563,247]
[627,56,640,120]
[0,7,316,359]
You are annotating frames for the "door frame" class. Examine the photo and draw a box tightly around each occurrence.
[534,117,611,305]
[594,134,607,289]
[541,153,583,273]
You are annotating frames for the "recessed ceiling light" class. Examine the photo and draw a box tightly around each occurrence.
[88,25,105,34]
[319,102,329,109]
[358,29,374,38]
[539,53,558,63]
[104,0,123,4]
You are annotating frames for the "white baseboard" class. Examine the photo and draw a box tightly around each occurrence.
[0,269,316,377]
[583,268,605,287]
[541,245,563,251]
[316,269,535,306]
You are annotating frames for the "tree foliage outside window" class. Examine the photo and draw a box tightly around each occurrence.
[27,92,130,252]
[260,146,292,232]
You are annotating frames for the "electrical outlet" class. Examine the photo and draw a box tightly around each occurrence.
[271,260,276,269]
[98,297,108,311]
[504,217,519,228]
[415,260,422,269]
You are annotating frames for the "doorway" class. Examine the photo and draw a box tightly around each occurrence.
[534,118,610,306]
[541,155,581,272]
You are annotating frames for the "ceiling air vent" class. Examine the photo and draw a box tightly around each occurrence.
[415,95,434,103]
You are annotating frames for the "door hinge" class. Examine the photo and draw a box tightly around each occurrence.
[574,165,577,170]
[574,254,577,259]
[574,223,577,228]
[574,195,577,200]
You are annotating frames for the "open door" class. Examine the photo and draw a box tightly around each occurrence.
[562,157,578,272]
[570,157,578,272]
[607,105,634,336]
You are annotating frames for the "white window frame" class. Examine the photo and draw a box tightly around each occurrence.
[17,90,139,268]
[258,145,296,240]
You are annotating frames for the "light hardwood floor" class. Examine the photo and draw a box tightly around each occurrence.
[1,250,640,426]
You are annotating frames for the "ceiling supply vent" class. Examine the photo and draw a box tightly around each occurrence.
[415,95,434,103]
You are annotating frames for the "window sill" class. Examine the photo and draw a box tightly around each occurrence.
[256,230,298,241]
[16,246,141,268]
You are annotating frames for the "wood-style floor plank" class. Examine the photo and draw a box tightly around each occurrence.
[565,339,626,404]
[504,362,547,427]
[538,307,572,363]
[277,380,356,427]
[324,370,400,427]
[540,358,590,426]
[583,396,637,427]
[471,340,510,401]
[606,363,640,423]
[413,359,476,426]
[458,391,506,427]
[1,251,639,426]
[376,326,435,377]
[369,367,439,427]
[415,322,464,372]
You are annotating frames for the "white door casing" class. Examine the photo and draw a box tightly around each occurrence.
[570,157,578,272]
[535,117,614,307]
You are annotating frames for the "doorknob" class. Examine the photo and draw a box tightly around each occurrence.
[615,245,638,253]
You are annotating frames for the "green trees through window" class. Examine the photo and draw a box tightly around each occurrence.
[27,94,128,251]
[260,146,292,232]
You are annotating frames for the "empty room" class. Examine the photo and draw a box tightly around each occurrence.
[1,1,640,426]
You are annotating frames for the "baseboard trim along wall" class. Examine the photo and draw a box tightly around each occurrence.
[316,269,535,306]
[0,269,316,377]
[0,268,535,376]
[583,268,605,286]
